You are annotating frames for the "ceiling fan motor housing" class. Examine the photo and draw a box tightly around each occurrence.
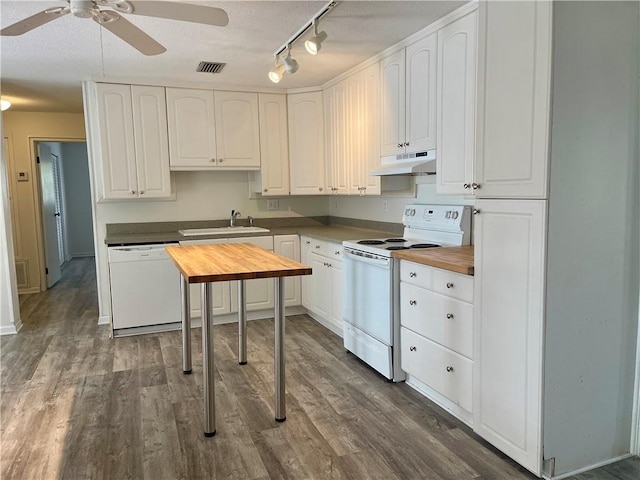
[70,0,96,18]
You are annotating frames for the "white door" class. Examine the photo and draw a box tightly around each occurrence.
[258,94,290,196]
[38,143,62,288]
[380,50,405,156]
[214,91,261,168]
[473,199,546,475]
[166,88,217,169]
[436,11,477,195]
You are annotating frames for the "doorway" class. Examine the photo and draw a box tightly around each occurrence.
[35,141,94,290]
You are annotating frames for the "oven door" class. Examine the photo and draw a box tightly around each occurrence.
[343,248,393,345]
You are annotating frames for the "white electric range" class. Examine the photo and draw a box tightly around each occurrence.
[342,204,471,381]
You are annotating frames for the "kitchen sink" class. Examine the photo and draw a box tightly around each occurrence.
[178,226,270,236]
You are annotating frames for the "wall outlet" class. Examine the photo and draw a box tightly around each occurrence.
[383,200,388,213]
[267,198,279,211]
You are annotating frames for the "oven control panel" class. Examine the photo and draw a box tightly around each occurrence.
[403,204,470,231]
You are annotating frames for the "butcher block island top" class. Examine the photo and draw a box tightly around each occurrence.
[165,243,312,283]
[392,245,474,276]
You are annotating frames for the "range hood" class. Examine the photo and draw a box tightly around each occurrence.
[370,149,436,176]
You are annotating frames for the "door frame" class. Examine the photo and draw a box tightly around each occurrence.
[29,137,86,291]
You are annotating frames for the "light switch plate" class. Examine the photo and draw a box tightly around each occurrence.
[17,171,29,182]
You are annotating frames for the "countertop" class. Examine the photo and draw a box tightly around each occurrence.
[166,243,312,283]
[392,245,474,276]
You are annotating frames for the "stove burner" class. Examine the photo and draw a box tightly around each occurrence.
[385,238,407,243]
[410,243,441,249]
[386,246,410,251]
[357,240,385,245]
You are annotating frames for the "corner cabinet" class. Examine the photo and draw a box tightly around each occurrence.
[436,10,478,195]
[288,91,326,195]
[166,88,260,170]
[92,83,172,200]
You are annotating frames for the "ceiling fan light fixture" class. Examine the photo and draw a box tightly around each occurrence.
[1,99,11,111]
[268,63,285,84]
[70,0,96,18]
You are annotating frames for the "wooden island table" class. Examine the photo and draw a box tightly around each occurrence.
[165,243,312,437]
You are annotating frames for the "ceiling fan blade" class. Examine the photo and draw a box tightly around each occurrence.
[0,8,69,36]
[125,1,229,27]
[94,14,166,56]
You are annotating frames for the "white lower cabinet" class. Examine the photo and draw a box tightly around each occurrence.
[273,235,301,307]
[300,236,343,335]
[399,260,474,423]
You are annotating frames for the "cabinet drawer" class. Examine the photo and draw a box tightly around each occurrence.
[433,269,473,303]
[400,282,473,358]
[400,261,433,288]
[309,238,342,260]
[401,327,472,412]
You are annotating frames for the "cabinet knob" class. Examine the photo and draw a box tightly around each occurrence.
[446,366,454,373]
[472,182,480,190]
[404,142,409,147]
[446,313,454,319]
[210,158,216,163]
[264,188,268,193]
[473,208,481,215]
[315,245,320,249]
[409,300,417,306]
[463,183,471,189]
[319,187,323,192]
[446,282,454,289]
[305,241,311,245]
[397,143,403,148]
[219,158,224,163]
[334,251,340,255]
[130,190,136,194]
[139,191,145,195]
[409,272,417,278]
[409,346,417,352]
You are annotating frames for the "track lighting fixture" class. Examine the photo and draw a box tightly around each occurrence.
[267,1,338,83]
[305,21,328,56]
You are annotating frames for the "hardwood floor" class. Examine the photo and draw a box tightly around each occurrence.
[2,257,638,479]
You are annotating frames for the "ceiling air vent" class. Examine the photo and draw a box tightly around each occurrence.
[196,61,226,74]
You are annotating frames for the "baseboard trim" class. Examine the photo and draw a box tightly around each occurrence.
[0,320,22,335]
[70,252,95,258]
[544,454,635,480]
[18,287,40,295]
[98,315,110,325]
[305,310,343,337]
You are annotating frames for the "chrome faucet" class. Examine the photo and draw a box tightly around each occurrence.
[247,216,254,227]
[230,210,241,227]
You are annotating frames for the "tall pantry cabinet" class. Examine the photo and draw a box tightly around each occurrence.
[473,1,639,478]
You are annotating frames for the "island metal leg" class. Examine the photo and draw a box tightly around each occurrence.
[274,277,286,422]
[238,279,247,365]
[201,283,216,437]
[181,276,192,374]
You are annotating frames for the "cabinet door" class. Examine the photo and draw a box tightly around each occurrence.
[96,83,138,199]
[229,236,274,312]
[311,254,331,319]
[405,33,437,152]
[473,199,546,476]
[214,91,261,169]
[362,63,381,195]
[436,11,477,195]
[258,94,289,196]
[333,80,350,195]
[166,88,217,169]
[300,236,314,309]
[380,50,405,157]
[288,92,326,195]
[347,73,363,195]
[323,86,337,193]
[330,259,343,331]
[273,235,301,307]
[475,1,552,198]
[131,85,172,199]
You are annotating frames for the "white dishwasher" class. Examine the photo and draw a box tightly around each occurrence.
[108,243,181,334]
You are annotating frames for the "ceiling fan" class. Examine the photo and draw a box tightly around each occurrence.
[0,0,229,56]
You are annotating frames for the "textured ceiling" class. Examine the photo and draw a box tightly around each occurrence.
[0,0,466,112]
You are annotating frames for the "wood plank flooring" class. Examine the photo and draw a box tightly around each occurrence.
[2,257,638,479]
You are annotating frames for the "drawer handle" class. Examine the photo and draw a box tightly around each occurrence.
[409,272,417,278]
[315,245,321,249]
[409,346,417,352]
[446,366,454,373]
[446,282,454,289]
[306,241,311,245]
[334,250,340,255]
[409,300,417,306]
[446,313,454,319]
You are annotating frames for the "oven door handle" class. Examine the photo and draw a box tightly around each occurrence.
[344,249,391,268]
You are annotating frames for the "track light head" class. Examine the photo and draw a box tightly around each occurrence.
[268,62,285,83]
[0,99,11,111]
[282,51,299,74]
[305,22,328,55]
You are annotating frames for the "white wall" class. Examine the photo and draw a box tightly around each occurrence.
[543,1,640,474]
[93,170,329,322]
[60,142,93,257]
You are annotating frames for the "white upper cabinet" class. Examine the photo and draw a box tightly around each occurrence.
[380,33,437,158]
[214,91,260,169]
[94,83,171,200]
[361,63,381,195]
[325,80,349,195]
[288,91,325,195]
[475,1,552,198]
[166,88,260,170]
[166,88,217,169]
[405,33,437,153]
[380,50,406,157]
[257,93,290,196]
[436,10,478,195]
